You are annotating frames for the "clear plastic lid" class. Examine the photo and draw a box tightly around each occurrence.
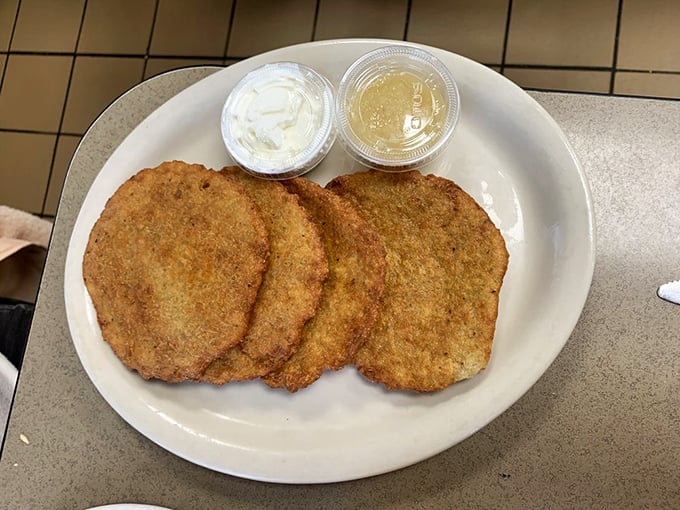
[221,62,336,180]
[335,46,460,171]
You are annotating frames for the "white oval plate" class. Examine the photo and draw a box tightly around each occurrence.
[64,39,595,484]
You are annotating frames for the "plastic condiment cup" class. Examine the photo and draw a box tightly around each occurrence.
[335,46,460,171]
[221,62,336,180]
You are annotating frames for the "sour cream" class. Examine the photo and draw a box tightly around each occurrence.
[221,62,335,179]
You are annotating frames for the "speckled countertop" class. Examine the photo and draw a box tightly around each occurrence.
[0,67,679,510]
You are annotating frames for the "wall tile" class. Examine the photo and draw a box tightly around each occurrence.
[506,0,618,67]
[0,55,72,132]
[78,0,156,54]
[617,0,680,72]
[43,135,81,215]
[408,0,508,64]
[150,0,232,57]
[614,72,680,99]
[11,0,84,52]
[0,0,19,52]
[315,0,408,41]
[62,57,144,134]
[0,132,55,214]
[504,68,611,94]
[228,0,316,57]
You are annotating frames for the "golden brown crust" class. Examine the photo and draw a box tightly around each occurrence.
[263,177,387,392]
[201,168,329,384]
[82,161,269,382]
[326,170,509,392]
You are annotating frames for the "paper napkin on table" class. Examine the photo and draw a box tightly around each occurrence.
[0,206,52,304]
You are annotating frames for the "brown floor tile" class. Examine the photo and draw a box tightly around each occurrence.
[617,0,680,72]
[228,0,316,57]
[504,68,611,94]
[0,55,72,132]
[315,0,407,41]
[408,0,508,64]
[150,0,232,57]
[614,72,680,100]
[78,0,156,54]
[62,57,144,134]
[506,0,618,67]
[10,0,84,52]
[0,0,18,52]
[144,58,224,79]
[44,135,81,215]
[0,132,55,214]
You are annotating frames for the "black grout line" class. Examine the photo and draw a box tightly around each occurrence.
[617,68,680,75]
[525,87,680,102]
[153,54,233,61]
[141,0,161,80]
[0,0,22,93]
[39,0,89,216]
[609,0,624,94]
[223,0,239,58]
[504,63,680,76]
[0,50,230,59]
[0,128,80,136]
[310,0,321,41]
[403,0,413,41]
[500,0,513,74]
[2,50,139,57]
[504,63,613,72]
[12,49,286,58]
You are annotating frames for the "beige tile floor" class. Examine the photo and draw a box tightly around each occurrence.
[1,0,679,217]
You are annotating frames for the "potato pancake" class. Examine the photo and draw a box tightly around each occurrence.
[326,170,508,392]
[82,161,269,382]
[201,168,328,384]
[263,178,386,392]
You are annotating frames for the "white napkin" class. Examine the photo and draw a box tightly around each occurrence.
[0,205,52,303]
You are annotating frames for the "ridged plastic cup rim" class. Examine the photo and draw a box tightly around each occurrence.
[335,45,460,170]
[221,62,336,179]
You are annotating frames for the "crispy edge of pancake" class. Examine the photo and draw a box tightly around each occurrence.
[326,170,509,392]
[200,167,329,384]
[263,177,387,392]
[82,161,269,382]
